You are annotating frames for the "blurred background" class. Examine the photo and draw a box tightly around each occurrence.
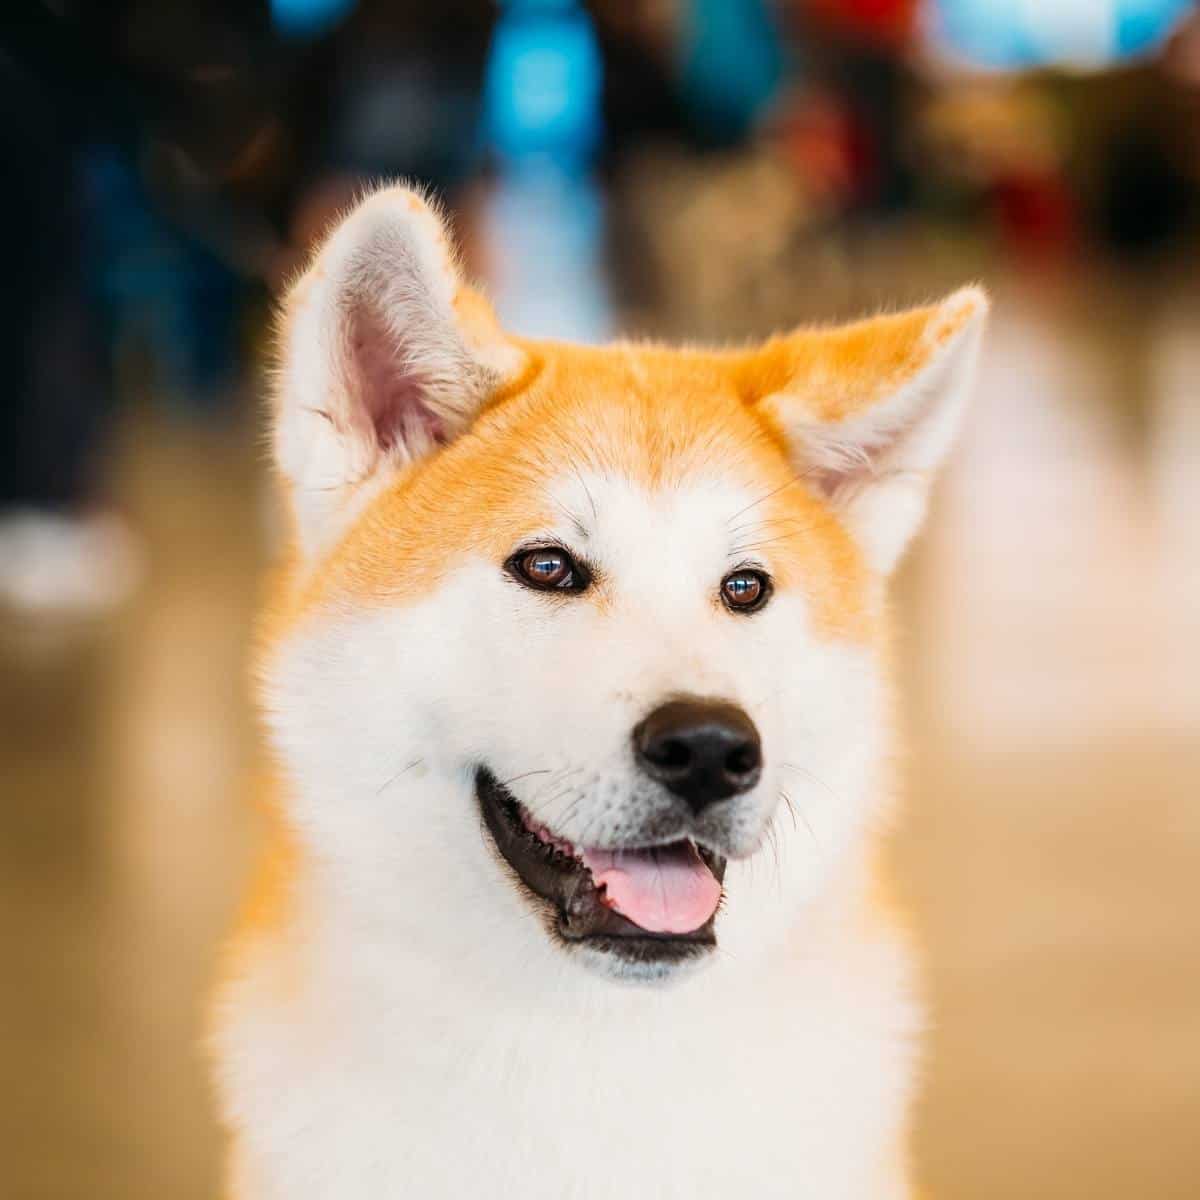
[2,0,1199,1196]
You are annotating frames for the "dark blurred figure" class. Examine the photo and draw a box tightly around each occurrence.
[0,0,509,614]
[0,12,139,616]
[0,51,111,517]
[1099,110,1196,260]
[0,1,288,615]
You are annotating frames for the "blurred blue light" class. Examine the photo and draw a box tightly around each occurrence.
[481,168,615,342]
[679,0,784,142]
[1115,0,1195,56]
[270,0,356,38]
[931,0,1193,69]
[482,3,603,169]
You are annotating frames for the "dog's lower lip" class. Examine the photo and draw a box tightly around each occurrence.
[475,767,726,960]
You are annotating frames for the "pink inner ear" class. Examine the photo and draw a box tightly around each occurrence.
[802,444,884,503]
[347,305,447,452]
[805,395,929,500]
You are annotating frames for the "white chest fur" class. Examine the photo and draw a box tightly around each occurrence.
[216,883,916,1200]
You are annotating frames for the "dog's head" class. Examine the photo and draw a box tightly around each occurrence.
[262,187,986,984]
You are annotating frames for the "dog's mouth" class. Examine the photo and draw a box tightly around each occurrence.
[476,767,727,969]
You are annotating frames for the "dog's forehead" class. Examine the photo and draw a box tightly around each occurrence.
[478,350,804,570]
[545,468,752,555]
[514,341,762,467]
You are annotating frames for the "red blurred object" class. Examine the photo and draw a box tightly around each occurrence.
[990,170,1078,260]
[774,91,880,210]
[804,0,919,46]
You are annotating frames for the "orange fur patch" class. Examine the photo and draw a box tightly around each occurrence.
[735,291,984,422]
[275,338,881,645]
[210,770,305,1021]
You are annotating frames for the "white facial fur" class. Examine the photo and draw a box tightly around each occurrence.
[262,463,886,983]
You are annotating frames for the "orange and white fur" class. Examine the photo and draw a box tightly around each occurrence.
[212,186,987,1199]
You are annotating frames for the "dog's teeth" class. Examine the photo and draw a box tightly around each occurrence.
[517,806,577,859]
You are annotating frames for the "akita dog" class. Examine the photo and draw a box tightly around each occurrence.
[212,185,987,1199]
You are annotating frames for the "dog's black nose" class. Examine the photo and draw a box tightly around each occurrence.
[633,698,762,813]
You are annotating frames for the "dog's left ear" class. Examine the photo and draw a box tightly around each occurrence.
[747,287,988,574]
[273,185,525,553]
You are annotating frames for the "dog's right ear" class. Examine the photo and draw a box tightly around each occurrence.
[272,185,525,553]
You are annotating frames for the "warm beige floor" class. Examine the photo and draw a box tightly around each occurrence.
[2,278,1198,1199]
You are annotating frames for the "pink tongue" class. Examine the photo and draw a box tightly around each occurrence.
[579,843,721,934]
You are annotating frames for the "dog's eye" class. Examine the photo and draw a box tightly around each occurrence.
[721,569,770,613]
[509,547,588,593]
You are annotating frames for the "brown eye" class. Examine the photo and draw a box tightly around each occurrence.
[509,547,588,593]
[721,569,770,613]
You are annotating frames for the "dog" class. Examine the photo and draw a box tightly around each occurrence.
[211,184,987,1198]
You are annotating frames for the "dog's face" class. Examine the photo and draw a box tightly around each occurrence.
[262,188,986,983]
